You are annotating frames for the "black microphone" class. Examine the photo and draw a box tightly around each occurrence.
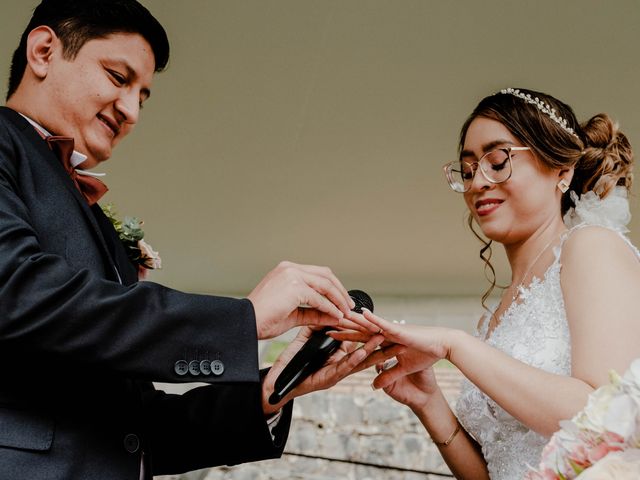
[268,289,374,405]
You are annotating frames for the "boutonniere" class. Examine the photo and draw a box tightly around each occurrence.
[101,204,162,278]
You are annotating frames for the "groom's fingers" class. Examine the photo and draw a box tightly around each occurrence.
[329,340,358,363]
[296,264,354,310]
[301,273,352,317]
[321,335,385,383]
[326,329,372,343]
[351,344,406,374]
[337,317,372,333]
[344,311,381,334]
[298,287,345,321]
[347,335,385,366]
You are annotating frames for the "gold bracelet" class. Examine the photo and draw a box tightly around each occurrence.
[435,421,461,447]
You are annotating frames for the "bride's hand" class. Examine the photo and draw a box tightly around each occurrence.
[358,308,451,356]
[375,349,441,411]
[341,309,455,390]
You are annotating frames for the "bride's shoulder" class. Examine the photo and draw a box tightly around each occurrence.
[561,225,639,277]
[564,224,629,245]
[564,224,635,248]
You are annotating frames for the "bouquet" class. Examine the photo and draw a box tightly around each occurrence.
[526,359,640,479]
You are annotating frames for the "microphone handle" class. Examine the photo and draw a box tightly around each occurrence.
[268,327,341,405]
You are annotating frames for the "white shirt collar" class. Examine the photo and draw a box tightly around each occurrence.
[19,113,89,169]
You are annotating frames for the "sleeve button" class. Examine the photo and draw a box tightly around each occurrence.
[199,359,212,375]
[211,360,225,376]
[124,433,140,453]
[174,360,189,376]
[188,360,201,376]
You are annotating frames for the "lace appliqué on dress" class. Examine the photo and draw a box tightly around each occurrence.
[456,241,572,480]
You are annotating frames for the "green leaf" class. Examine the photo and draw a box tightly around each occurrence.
[99,203,147,267]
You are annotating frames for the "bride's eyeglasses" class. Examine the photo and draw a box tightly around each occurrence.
[443,146,531,193]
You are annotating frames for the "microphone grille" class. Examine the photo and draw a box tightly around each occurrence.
[348,289,374,314]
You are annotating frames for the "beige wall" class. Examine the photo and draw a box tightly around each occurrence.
[2,1,639,303]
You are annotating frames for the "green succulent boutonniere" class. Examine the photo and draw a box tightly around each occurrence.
[101,204,162,274]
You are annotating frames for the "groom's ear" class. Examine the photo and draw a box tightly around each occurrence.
[25,26,60,81]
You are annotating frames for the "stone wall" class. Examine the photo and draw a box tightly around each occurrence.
[157,366,463,480]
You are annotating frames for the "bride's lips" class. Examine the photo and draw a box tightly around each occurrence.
[97,113,120,138]
[475,198,504,216]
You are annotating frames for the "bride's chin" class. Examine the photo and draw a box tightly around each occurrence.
[477,225,506,243]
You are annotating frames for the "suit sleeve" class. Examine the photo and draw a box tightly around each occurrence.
[140,375,294,474]
[0,118,259,385]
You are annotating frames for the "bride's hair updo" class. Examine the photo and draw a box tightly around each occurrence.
[458,88,634,307]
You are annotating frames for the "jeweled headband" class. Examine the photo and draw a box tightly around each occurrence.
[499,88,579,139]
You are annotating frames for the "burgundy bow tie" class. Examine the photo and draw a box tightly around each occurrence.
[46,136,108,206]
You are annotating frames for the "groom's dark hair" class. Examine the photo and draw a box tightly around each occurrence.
[6,0,170,100]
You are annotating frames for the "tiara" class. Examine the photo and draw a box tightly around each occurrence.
[499,88,579,139]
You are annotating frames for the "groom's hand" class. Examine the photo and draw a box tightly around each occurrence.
[260,327,389,416]
[248,261,356,340]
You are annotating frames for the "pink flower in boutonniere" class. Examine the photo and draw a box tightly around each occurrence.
[138,239,162,270]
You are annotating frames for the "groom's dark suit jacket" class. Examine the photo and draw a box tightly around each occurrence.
[0,107,292,479]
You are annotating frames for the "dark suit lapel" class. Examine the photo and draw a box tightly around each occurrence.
[1,107,123,283]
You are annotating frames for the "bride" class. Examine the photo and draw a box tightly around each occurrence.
[334,88,640,479]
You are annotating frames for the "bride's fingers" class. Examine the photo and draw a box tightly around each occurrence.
[361,309,406,341]
[334,335,385,375]
[361,308,394,330]
[371,362,420,390]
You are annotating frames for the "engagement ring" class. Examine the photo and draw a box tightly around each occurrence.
[382,358,398,371]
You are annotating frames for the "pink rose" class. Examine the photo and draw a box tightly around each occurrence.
[138,265,149,281]
[587,441,623,464]
[138,239,162,270]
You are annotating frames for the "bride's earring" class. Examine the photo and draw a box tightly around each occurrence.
[557,179,570,193]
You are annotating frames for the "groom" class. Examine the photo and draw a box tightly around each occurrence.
[0,1,384,478]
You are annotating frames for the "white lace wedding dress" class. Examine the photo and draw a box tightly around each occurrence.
[455,187,639,480]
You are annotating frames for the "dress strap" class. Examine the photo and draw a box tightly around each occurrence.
[557,223,640,262]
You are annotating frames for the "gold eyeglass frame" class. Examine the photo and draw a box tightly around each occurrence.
[443,146,531,193]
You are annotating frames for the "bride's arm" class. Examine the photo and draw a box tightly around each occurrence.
[448,330,592,436]
[410,386,489,480]
[369,326,590,437]
[366,227,640,437]
[561,226,640,387]
[364,349,489,479]
[367,323,590,438]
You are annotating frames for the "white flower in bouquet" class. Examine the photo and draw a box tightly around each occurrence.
[622,360,640,399]
[575,449,640,479]
[526,358,640,480]
[603,394,638,440]
[573,381,618,432]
